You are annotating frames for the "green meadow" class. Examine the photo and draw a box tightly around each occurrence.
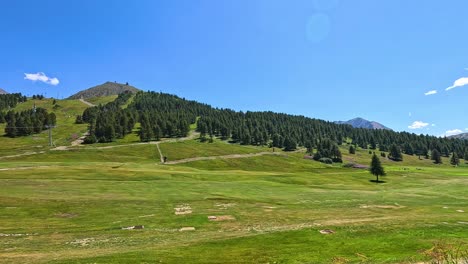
[0,99,467,263]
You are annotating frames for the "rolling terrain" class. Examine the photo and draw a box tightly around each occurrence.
[0,94,467,263]
[335,117,391,130]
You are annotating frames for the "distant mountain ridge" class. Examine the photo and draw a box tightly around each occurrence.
[68,82,140,99]
[448,132,468,140]
[335,117,391,130]
[0,88,8,94]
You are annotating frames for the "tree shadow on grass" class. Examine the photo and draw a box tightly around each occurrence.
[369,180,386,184]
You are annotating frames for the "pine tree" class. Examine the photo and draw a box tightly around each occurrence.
[465,148,468,164]
[369,153,386,183]
[389,144,403,161]
[431,149,442,164]
[450,152,460,166]
[349,145,356,154]
[5,111,17,137]
[283,136,297,151]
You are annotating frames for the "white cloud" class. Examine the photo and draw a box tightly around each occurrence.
[443,129,463,137]
[408,112,412,117]
[24,72,59,86]
[408,121,429,129]
[446,77,468,91]
[465,128,468,131]
[432,124,436,127]
[424,90,437,96]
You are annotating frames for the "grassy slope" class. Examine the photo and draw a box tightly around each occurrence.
[0,98,89,156]
[86,95,118,106]
[0,136,467,263]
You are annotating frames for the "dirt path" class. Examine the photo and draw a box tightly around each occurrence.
[0,151,45,160]
[79,98,95,107]
[164,151,282,165]
[156,143,164,163]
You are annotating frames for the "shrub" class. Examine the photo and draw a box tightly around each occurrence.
[319,157,333,164]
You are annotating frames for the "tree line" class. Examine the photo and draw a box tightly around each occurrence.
[80,91,468,162]
[2,108,56,137]
[0,93,27,111]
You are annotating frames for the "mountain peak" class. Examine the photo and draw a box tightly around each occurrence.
[68,82,141,100]
[0,88,8,94]
[448,132,468,140]
[335,117,391,130]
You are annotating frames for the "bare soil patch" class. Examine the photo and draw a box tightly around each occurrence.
[175,204,192,215]
[179,227,196,231]
[360,204,405,209]
[122,225,144,230]
[55,212,78,218]
[208,215,236,221]
[320,229,335,234]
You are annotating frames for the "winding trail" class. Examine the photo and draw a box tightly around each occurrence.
[0,151,45,160]
[0,130,286,165]
[79,98,95,107]
[156,143,164,163]
[164,151,282,165]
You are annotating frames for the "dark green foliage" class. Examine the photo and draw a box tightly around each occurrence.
[75,115,84,124]
[314,139,342,162]
[283,136,297,151]
[0,111,6,123]
[465,148,468,163]
[83,134,97,144]
[3,108,53,137]
[80,91,468,157]
[389,144,403,161]
[379,144,388,152]
[81,93,136,143]
[5,111,16,137]
[349,145,356,154]
[370,153,386,182]
[0,93,27,111]
[450,152,460,166]
[32,94,45,100]
[381,152,386,158]
[318,157,333,164]
[431,149,442,164]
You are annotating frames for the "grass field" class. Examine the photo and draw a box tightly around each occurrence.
[1,133,467,263]
[0,98,88,156]
[1,102,467,263]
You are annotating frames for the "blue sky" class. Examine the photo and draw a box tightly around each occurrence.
[1,0,467,136]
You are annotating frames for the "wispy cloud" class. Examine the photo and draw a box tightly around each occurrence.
[446,77,468,91]
[408,121,429,129]
[24,72,59,86]
[424,90,437,96]
[408,112,412,117]
[442,129,463,137]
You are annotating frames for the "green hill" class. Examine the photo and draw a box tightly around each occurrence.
[0,90,467,263]
[68,82,140,99]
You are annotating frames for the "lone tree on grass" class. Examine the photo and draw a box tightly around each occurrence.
[370,153,386,183]
[450,152,460,166]
[431,149,442,164]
